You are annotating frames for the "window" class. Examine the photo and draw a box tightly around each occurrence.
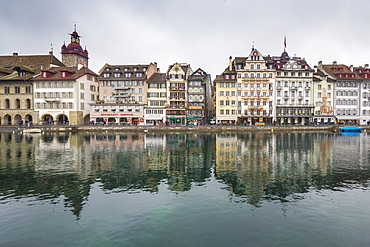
[220,100,224,106]
[15,86,20,94]
[80,83,85,89]
[15,99,20,109]
[318,84,322,90]
[4,86,10,94]
[26,99,31,109]
[25,86,31,94]
[80,93,84,99]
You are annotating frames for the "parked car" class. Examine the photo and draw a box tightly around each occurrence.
[210,119,216,125]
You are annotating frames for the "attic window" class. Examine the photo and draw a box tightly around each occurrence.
[19,71,26,76]
[42,72,47,78]
[61,72,66,77]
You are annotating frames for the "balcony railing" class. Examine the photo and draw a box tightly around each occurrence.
[114,93,131,98]
[44,98,62,102]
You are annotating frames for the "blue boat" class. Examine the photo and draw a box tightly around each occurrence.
[339,126,363,132]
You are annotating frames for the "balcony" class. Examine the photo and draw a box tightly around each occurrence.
[114,86,130,90]
[305,86,311,90]
[170,87,185,91]
[170,105,185,109]
[114,93,131,98]
[44,98,61,102]
[290,86,297,90]
[276,86,282,90]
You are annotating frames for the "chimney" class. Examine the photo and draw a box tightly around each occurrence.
[229,56,232,71]
[318,61,323,70]
[349,65,353,72]
[13,52,18,56]
[365,64,369,69]
[333,61,337,65]
[314,65,318,73]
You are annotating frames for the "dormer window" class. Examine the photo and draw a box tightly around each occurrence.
[61,72,66,77]
[124,68,129,71]
[103,73,109,78]
[114,73,121,78]
[143,67,147,71]
[19,71,26,76]
[134,68,137,71]
[42,72,47,78]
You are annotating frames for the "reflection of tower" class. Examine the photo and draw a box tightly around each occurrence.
[320,88,333,114]
[61,24,89,67]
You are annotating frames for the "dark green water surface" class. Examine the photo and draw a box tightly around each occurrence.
[1,131,370,246]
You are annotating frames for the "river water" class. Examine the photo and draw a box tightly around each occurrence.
[1,131,370,246]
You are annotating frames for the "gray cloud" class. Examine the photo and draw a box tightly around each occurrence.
[1,0,370,77]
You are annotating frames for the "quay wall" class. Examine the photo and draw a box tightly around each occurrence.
[0,125,359,133]
[0,125,368,133]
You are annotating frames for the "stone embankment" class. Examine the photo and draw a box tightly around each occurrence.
[0,124,361,133]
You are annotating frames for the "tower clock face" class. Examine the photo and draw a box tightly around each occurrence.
[76,38,80,43]
[71,38,76,42]
[79,58,86,66]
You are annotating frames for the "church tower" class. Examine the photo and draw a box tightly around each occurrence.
[61,25,89,67]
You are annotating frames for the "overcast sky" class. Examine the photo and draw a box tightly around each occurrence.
[1,0,370,78]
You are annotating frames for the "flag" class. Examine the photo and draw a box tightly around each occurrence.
[284,35,287,50]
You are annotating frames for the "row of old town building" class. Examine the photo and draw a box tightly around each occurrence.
[1,27,370,126]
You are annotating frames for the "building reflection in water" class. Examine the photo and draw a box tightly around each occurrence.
[2,131,370,219]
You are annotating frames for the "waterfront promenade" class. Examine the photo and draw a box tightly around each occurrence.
[0,124,362,133]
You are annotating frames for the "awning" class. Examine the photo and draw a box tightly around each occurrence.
[167,116,178,119]
[186,116,196,119]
